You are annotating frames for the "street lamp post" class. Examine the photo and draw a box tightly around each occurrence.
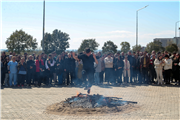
[42,0,45,51]
[175,21,180,37]
[136,5,148,47]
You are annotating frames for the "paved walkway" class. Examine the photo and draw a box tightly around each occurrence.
[1,84,180,120]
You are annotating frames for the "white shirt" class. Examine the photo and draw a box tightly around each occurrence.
[164,59,172,70]
[104,57,113,68]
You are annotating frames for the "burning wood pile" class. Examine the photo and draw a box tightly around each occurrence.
[46,91,138,115]
[65,93,129,108]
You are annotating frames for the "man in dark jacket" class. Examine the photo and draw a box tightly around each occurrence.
[26,55,35,86]
[115,56,124,84]
[140,52,150,84]
[64,53,75,85]
[137,52,142,84]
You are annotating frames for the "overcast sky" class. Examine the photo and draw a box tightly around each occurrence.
[1,0,179,50]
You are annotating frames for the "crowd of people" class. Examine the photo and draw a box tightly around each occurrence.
[1,49,180,88]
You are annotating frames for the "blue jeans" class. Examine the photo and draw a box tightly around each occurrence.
[9,73,17,86]
[94,72,100,84]
[58,74,63,85]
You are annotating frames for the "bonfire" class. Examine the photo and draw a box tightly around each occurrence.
[46,88,138,115]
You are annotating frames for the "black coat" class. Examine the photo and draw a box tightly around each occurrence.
[55,60,64,75]
[64,57,75,72]
[27,60,35,72]
[115,59,124,71]
[2,61,9,73]
[172,58,179,72]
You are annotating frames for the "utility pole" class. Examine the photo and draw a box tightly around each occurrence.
[136,5,149,47]
[42,0,45,51]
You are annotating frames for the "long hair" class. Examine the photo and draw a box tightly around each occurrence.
[158,55,162,61]
[36,55,41,60]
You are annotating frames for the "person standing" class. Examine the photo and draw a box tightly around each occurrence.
[1,52,7,85]
[17,57,27,87]
[35,55,45,87]
[0,56,3,87]
[172,53,180,85]
[94,55,101,85]
[100,56,105,84]
[115,56,124,85]
[154,55,164,85]
[8,56,18,87]
[56,55,64,85]
[140,52,150,84]
[123,56,130,83]
[149,55,156,84]
[163,55,172,84]
[137,52,142,84]
[134,54,139,83]
[26,55,35,86]
[104,53,114,85]
[4,57,10,87]
[77,60,83,85]
[52,52,57,84]
[127,51,134,83]
[72,48,98,89]
[45,54,55,86]
[64,53,75,85]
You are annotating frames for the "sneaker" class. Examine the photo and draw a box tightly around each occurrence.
[18,85,20,87]
[21,85,24,87]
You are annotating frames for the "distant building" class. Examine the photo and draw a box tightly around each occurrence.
[172,37,180,52]
[153,38,173,48]
[154,37,180,53]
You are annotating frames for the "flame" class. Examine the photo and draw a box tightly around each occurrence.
[76,91,80,96]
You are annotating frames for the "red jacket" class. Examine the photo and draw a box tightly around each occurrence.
[35,59,44,72]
